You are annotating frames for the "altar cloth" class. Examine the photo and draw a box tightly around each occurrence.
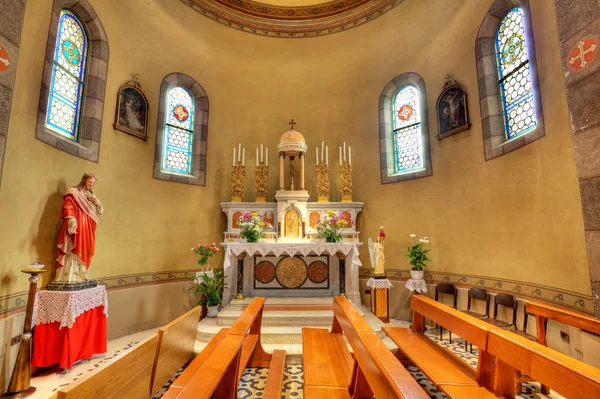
[221,242,362,305]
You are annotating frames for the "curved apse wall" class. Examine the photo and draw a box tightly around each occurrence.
[0,0,590,316]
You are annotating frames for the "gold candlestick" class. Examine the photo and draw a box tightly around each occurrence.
[231,162,245,202]
[339,161,353,202]
[255,163,269,202]
[316,164,330,202]
[2,261,48,398]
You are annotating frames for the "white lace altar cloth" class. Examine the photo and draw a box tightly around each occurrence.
[222,242,362,305]
[32,285,108,329]
[405,278,428,294]
[366,278,393,289]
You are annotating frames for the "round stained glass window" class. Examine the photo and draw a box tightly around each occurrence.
[397,105,413,121]
[502,34,524,65]
[173,105,189,121]
[61,39,80,65]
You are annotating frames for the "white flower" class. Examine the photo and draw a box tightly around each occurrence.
[424,240,429,243]
[419,239,425,243]
[410,234,417,238]
[423,236,429,240]
[191,248,195,251]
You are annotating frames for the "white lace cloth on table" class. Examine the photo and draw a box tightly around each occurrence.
[221,242,362,305]
[32,285,108,329]
[405,278,428,294]
[366,278,393,289]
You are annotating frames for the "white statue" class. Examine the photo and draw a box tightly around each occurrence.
[368,235,385,276]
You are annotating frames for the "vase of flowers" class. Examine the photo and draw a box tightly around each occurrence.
[403,234,431,280]
[186,269,226,317]
[191,242,219,270]
[315,211,354,243]
[238,212,271,243]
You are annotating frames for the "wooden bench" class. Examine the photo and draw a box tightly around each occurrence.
[303,295,430,398]
[383,295,498,398]
[56,333,159,399]
[150,306,202,395]
[488,327,600,398]
[163,297,286,398]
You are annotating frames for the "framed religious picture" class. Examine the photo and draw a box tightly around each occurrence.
[436,74,471,140]
[114,74,149,141]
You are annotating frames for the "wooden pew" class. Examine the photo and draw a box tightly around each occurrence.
[488,328,600,399]
[525,300,600,394]
[151,306,202,395]
[163,297,287,398]
[56,333,159,399]
[382,295,498,398]
[303,295,430,398]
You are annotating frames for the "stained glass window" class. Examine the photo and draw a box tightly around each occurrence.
[162,87,195,174]
[496,8,536,140]
[45,10,88,140]
[392,86,423,173]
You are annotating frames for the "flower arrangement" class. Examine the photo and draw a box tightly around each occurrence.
[186,270,226,309]
[191,242,219,269]
[238,212,271,242]
[315,210,354,243]
[403,234,431,271]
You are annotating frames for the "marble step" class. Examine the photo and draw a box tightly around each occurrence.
[216,308,335,326]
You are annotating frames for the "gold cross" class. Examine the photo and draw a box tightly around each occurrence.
[289,119,296,129]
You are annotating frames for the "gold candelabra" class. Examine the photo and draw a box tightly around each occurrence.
[231,162,245,202]
[339,161,353,202]
[316,164,330,202]
[255,163,269,202]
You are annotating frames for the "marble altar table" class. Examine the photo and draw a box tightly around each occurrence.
[221,242,361,305]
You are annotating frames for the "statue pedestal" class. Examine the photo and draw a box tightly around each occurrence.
[367,275,392,323]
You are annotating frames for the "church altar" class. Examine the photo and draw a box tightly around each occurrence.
[221,123,364,304]
[221,242,362,305]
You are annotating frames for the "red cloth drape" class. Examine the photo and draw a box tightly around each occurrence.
[56,193,97,270]
[32,305,106,369]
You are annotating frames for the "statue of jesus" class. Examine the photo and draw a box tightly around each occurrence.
[54,173,104,283]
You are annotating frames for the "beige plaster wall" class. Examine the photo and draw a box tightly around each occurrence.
[0,0,590,298]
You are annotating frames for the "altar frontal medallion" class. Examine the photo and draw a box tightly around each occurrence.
[276,257,308,288]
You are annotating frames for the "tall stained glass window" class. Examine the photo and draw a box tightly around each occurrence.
[392,86,423,173]
[496,8,536,140]
[45,10,88,140]
[162,87,195,175]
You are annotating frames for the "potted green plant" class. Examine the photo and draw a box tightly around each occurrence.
[403,234,431,280]
[186,270,226,317]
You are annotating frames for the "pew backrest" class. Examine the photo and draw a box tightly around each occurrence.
[57,334,159,399]
[333,296,430,399]
[151,306,202,394]
[526,301,600,335]
[228,297,266,336]
[488,328,600,399]
[411,295,492,350]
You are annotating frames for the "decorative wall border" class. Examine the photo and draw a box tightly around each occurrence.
[0,268,208,317]
[360,268,594,315]
[181,0,404,38]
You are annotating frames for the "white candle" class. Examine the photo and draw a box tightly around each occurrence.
[339,146,342,165]
[261,143,264,163]
[233,148,236,166]
[326,146,329,166]
[321,141,324,162]
[242,148,245,167]
[349,146,352,166]
[266,148,269,167]
[316,147,319,166]
[238,143,241,162]
[343,142,346,162]
[256,148,259,165]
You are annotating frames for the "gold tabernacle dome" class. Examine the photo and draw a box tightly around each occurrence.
[277,123,307,156]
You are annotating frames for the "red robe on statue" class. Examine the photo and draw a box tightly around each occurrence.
[56,187,100,273]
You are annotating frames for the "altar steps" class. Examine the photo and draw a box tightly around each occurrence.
[195,297,395,364]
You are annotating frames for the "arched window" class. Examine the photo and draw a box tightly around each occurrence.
[496,8,536,139]
[393,86,423,173]
[45,9,88,140]
[153,73,208,186]
[36,0,108,162]
[476,0,544,161]
[378,73,432,184]
[163,87,195,174]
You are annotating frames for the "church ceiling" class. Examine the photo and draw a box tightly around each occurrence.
[181,0,403,38]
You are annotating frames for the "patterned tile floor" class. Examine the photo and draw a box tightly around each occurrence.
[153,328,564,399]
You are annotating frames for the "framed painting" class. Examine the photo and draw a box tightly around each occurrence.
[114,74,149,140]
[436,75,471,140]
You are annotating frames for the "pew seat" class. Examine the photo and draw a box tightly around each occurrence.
[302,327,351,390]
[304,386,352,398]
